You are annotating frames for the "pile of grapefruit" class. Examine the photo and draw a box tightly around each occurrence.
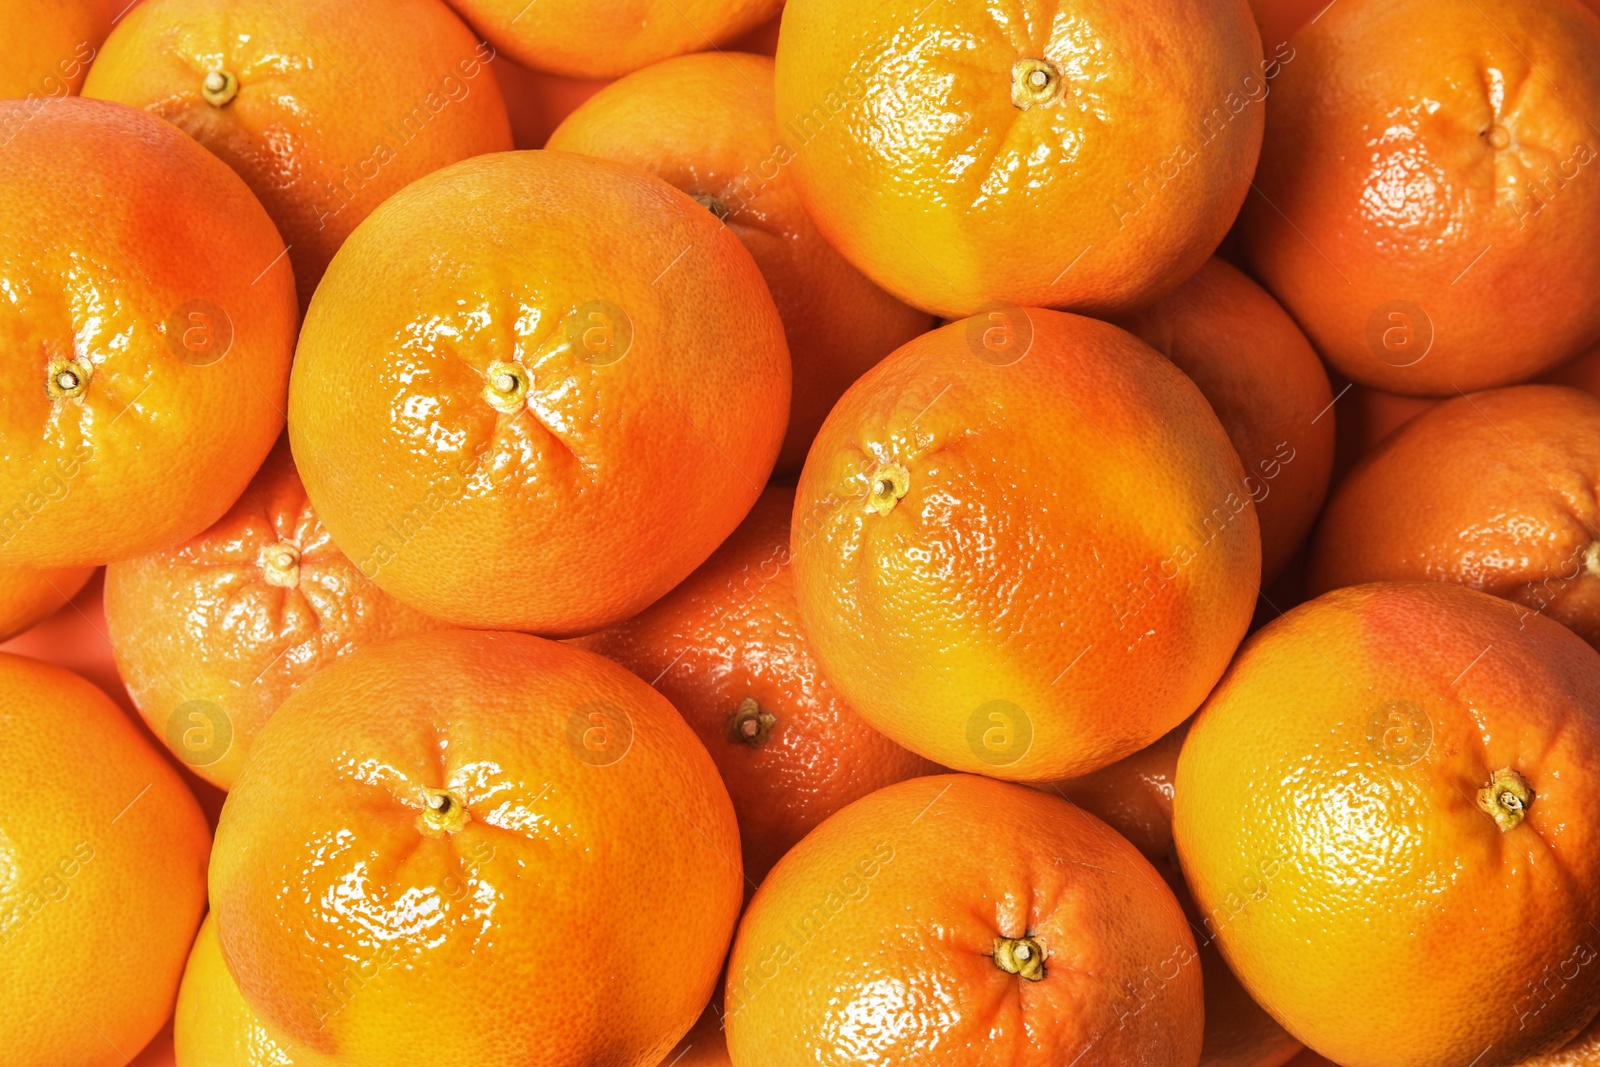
[6,1,1600,1066]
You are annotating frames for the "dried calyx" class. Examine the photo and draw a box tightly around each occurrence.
[417,788,471,836]
[1011,58,1061,110]
[729,697,777,747]
[692,192,731,220]
[483,361,529,414]
[1477,767,1533,832]
[45,358,90,400]
[203,70,239,107]
[259,541,301,588]
[993,936,1046,981]
[867,464,910,516]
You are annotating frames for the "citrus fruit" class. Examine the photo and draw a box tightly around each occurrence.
[1174,582,1600,1067]
[288,150,789,634]
[209,628,743,1067]
[574,486,939,887]
[724,773,1204,1066]
[103,436,446,791]
[0,652,210,1067]
[1237,0,1600,394]
[1192,957,1304,1067]
[1,571,136,717]
[173,915,333,1067]
[791,309,1260,781]
[1308,386,1600,647]
[447,0,785,79]
[0,563,94,642]
[83,0,514,310]
[772,0,1266,318]
[1118,257,1334,584]
[1045,727,1304,1067]
[489,12,791,154]
[0,96,296,569]
[547,51,933,476]
[0,0,106,99]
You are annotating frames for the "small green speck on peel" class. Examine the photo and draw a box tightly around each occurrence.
[691,192,731,220]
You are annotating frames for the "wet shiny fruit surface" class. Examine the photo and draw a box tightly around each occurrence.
[12,2,1600,1065]
[208,629,743,1067]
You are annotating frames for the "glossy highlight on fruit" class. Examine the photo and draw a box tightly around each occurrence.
[0,97,297,569]
[1239,0,1600,394]
[791,310,1260,781]
[1175,582,1600,1067]
[84,0,515,309]
[13,1,1600,1062]
[104,437,446,790]
[288,150,790,634]
[774,0,1267,318]
[725,774,1204,1066]
[209,629,743,1067]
